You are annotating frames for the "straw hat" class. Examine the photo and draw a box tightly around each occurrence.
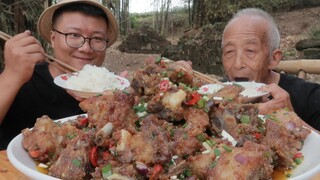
[37,0,118,48]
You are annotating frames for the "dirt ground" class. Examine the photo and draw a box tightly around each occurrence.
[103,6,320,81]
[103,40,160,74]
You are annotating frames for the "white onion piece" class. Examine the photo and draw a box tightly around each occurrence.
[95,122,113,145]
[222,130,237,146]
[107,173,132,180]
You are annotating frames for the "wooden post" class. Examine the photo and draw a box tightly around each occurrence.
[298,70,306,79]
[274,60,320,74]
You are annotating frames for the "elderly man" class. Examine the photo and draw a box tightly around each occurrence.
[221,8,320,130]
[0,0,119,149]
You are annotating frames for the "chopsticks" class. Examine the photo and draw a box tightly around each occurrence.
[0,31,79,73]
[193,70,224,84]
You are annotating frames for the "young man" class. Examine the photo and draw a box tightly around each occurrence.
[222,8,320,130]
[0,0,119,149]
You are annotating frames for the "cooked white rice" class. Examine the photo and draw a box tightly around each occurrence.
[237,81,266,97]
[65,64,125,92]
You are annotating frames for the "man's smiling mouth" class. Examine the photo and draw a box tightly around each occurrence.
[234,77,249,82]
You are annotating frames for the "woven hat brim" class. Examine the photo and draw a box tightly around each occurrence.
[37,0,119,48]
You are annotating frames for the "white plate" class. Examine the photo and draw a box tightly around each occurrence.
[198,81,270,103]
[54,73,130,98]
[7,115,320,180]
[7,115,82,180]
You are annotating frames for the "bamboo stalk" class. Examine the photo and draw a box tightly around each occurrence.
[274,60,320,74]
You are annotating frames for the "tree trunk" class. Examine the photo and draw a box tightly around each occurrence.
[153,0,160,33]
[195,0,205,28]
[14,0,26,34]
[188,0,191,27]
[120,0,129,36]
[161,0,171,36]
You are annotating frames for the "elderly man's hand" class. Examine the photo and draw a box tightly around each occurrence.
[258,83,294,114]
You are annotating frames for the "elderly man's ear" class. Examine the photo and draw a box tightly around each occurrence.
[269,49,282,69]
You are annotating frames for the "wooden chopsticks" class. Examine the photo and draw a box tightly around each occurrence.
[0,31,79,73]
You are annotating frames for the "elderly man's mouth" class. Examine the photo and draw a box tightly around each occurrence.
[234,77,249,82]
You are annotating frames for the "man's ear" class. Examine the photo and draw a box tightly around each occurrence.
[269,49,282,69]
[50,31,55,48]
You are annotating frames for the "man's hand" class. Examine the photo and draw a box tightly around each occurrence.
[258,83,294,114]
[66,90,86,102]
[3,30,45,85]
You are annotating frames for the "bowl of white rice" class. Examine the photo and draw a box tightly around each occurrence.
[54,64,130,98]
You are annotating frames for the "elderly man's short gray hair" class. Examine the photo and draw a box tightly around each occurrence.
[222,8,281,56]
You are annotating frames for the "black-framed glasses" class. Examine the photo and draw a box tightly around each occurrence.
[52,29,109,52]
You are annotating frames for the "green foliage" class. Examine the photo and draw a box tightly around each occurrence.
[204,0,300,25]
[0,0,45,70]
[0,2,15,34]
[308,26,320,39]
[130,15,139,29]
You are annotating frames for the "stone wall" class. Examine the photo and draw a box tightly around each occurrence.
[295,39,320,59]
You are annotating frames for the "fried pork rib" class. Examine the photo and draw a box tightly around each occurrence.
[21,59,311,179]
[48,134,92,179]
[208,141,274,180]
[22,115,88,163]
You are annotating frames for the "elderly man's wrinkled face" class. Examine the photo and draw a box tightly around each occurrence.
[222,16,272,83]
[51,12,108,71]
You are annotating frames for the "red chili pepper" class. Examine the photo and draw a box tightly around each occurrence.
[102,151,110,161]
[61,75,68,80]
[29,150,40,158]
[254,133,261,139]
[293,152,303,159]
[108,141,115,149]
[79,118,88,126]
[185,92,201,105]
[159,80,170,91]
[89,146,98,167]
[150,164,163,180]
[159,60,166,68]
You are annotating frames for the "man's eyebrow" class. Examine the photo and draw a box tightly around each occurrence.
[222,41,233,48]
[245,38,259,45]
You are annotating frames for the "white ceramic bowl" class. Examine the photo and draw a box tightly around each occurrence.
[7,116,320,179]
[54,73,130,98]
[198,81,270,103]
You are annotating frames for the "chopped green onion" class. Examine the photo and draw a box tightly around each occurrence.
[72,159,81,167]
[209,161,217,168]
[182,123,188,128]
[197,99,206,108]
[102,164,112,179]
[222,145,232,152]
[294,158,302,165]
[265,114,279,122]
[240,115,250,124]
[155,57,162,63]
[196,134,205,142]
[178,71,185,78]
[122,89,130,95]
[214,148,221,156]
[161,71,168,77]
[205,139,216,147]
